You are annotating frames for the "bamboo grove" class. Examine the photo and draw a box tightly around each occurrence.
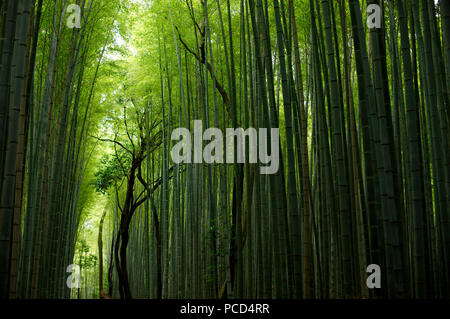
[0,0,449,300]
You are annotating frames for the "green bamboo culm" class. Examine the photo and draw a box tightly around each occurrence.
[0,0,449,300]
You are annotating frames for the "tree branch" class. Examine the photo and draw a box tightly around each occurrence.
[174,25,232,120]
[114,181,124,213]
[133,165,176,210]
[90,135,133,155]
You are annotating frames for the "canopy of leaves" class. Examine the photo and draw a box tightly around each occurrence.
[92,149,132,194]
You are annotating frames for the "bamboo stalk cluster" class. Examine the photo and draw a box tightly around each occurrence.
[0,0,449,299]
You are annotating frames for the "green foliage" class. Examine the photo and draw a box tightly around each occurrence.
[92,149,132,194]
[3,0,449,300]
[77,239,98,269]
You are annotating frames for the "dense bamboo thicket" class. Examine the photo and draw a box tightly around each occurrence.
[0,0,449,299]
